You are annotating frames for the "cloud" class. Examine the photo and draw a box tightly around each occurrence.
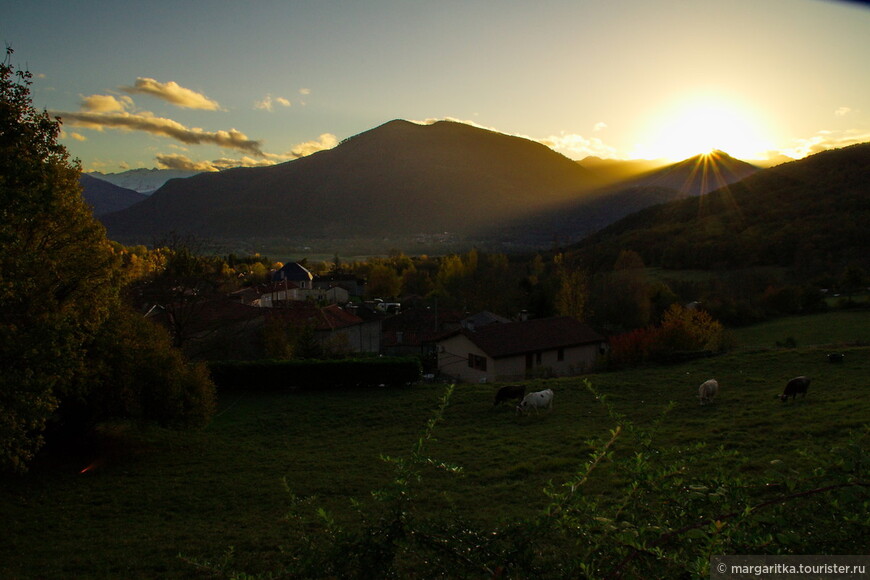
[254,94,292,112]
[778,128,870,160]
[299,88,311,95]
[155,153,216,171]
[593,122,608,132]
[284,133,338,158]
[155,133,339,171]
[80,94,134,113]
[539,132,619,160]
[834,106,852,117]
[69,132,87,141]
[53,110,264,156]
[121,77,221,110]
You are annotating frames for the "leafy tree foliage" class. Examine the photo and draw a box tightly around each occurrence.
[59,304,215,433]
[0,50,215,472]
[0,48,120,471]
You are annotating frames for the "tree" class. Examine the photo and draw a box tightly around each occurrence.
[554,254,589,322]
[0,48,119,471]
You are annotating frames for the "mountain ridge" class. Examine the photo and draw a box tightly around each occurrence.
[100,120,601,243]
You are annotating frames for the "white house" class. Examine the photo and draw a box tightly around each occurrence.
[435,316,606,382]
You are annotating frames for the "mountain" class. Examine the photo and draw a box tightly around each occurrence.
[79,174,148,216]
[494,150,761,245]
[100,120,600,245]
[87,168,203,194]
[617,150,760,197]
[576,156,668,188]
[566,142,870,272]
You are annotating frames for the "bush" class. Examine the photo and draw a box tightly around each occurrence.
[54,305,216,435]
[209,357,422,391]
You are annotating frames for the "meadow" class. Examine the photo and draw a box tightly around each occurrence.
[2,310,868,578]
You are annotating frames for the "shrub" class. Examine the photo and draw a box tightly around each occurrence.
[54,305,216,435]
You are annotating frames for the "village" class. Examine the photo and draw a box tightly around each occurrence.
[149,261,608,383]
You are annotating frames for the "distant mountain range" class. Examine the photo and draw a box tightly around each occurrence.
[93,119,771,250]
[87,168,203,195]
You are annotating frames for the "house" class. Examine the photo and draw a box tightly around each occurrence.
[272,262,314,289]
[435,316,606,382]
[381,306,464,361]
[266,302,381,354]
[313,273,367,298]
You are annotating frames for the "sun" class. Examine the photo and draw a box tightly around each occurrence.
[633,96,773,162]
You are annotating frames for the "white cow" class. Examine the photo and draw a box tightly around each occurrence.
[516,389,554,415]
[698,379,719,405]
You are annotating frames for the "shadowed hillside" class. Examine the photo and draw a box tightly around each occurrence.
[100,120,599,245]
[566,142,870,272]
[494,150,760,245]
[79,174,147,216]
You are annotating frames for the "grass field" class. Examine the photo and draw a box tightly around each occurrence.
[2,311,868,578]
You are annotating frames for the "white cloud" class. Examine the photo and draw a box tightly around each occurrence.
[593,122,608,132]
[121,78,222,110]
[54,109,264,156]
[283,133,339,159]
[778,128,870,159]
[154,133,339,171]
[80,94,134,113]
[538,132,619,160]
[254,94,292,112]
[834,106,852,117]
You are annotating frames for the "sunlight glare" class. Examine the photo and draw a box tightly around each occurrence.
[634,96,773,162]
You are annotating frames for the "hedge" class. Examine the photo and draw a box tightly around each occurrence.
[208,357,422,391]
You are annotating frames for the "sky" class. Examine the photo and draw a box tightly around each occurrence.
[4,0,869,173]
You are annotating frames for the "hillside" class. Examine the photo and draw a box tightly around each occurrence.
[496,150,760,245]
[79,174,147,216]
[567,142,870,272]
[100,120,600,245]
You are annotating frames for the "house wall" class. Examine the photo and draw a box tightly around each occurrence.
[437,335,603,382]
[437,334,493,383]
[317,320,382,354]
[493,343,601,381]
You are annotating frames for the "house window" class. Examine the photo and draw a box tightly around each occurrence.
[536,351,542,365]
[468,353,487,371]
[557,348,565,362]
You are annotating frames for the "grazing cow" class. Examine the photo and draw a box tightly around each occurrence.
[698,379,719,406]
[778,376,811,402]
[516,389,554,416]
[494,385,526,407]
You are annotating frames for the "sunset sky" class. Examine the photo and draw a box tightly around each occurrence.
[4,0,869,173]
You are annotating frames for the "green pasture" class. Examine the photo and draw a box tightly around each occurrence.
[2,311,869,578]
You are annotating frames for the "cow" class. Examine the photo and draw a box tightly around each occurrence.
[698,379,719,405]
[494,384,526,407]
[516,389,554,416]
[777,376,811,402]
